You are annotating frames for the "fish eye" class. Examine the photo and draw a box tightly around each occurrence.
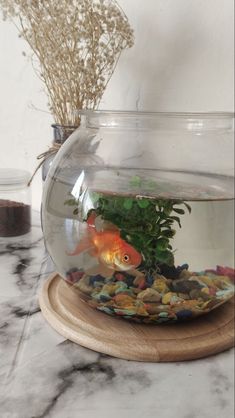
[123,254,130,263]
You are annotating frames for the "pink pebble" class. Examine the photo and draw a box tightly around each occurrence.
[216,265,235,280]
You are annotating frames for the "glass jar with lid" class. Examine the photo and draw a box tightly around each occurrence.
[41,111,234,324]
[0,169,31,237]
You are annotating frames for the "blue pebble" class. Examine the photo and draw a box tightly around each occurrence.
[99,294,111,302]
[176,309,193,319]
[89,275,105,285]
[97,306,113,315]
[181,263,189,270]
[146,275,154,286]
[126,278,134,287]
[176,264,189,272]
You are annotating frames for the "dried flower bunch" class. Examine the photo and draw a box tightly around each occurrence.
[0,0,134,126]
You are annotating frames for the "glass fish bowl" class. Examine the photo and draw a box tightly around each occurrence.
[41,111,235,324]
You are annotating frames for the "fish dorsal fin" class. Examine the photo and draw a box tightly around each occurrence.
[101,220,120,234]
[87,210,97,228]
[87,212,120,235]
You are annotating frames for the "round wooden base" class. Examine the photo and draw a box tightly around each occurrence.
[39,273,235,362]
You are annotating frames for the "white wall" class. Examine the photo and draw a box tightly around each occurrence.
[0,0,234,210]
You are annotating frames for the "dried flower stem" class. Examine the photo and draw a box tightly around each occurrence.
[0,0,134,126]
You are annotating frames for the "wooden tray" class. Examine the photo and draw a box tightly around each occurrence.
[39,273,235,362]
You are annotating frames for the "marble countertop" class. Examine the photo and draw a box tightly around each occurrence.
[0,212,234,418]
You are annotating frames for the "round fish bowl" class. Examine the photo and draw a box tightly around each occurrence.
[41,111,235,324]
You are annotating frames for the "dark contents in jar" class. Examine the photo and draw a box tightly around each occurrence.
[0,199,31,237]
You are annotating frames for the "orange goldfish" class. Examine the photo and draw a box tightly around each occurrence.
[67,211,142,272]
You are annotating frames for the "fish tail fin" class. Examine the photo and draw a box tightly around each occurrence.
[67,211,97,257]
[66,238,94,256]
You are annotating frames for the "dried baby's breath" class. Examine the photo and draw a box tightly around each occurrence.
[0,0,134,126]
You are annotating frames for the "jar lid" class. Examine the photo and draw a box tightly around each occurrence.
[0,169,30,186]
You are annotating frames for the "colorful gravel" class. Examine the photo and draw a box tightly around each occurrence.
[66,265,235,324]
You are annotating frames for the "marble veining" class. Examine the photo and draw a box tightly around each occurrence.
[0,212,234,418]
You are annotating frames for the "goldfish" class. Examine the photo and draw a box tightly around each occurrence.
[67,211,142,272]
